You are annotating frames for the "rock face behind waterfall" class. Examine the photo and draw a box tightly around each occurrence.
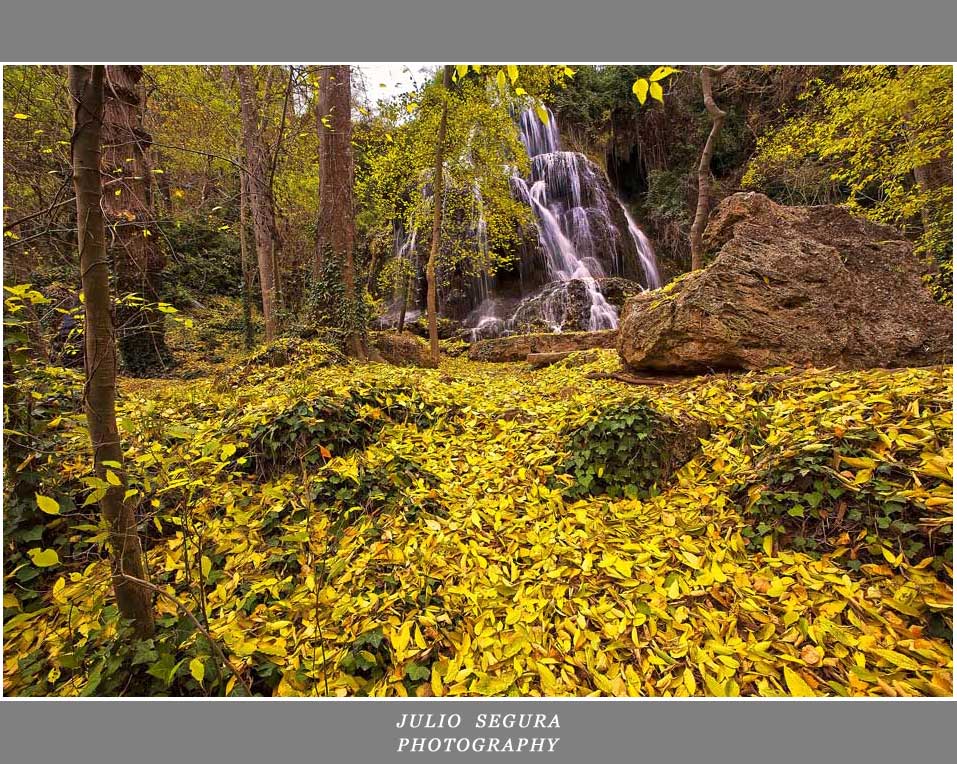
[618,193,953,373]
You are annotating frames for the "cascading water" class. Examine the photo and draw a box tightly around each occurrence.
[464,106,661,336]
[387,105,661,339]
[512,175,618,331]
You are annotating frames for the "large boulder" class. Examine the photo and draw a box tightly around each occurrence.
[619,193,952,373]
[370,332,434,368]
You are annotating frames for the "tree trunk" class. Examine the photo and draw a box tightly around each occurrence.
[689,66,731,272]
[236,66,280,342]
[102,65,169,375]
[239,168,255,349]
[69,65,154,638]
[425,66,453,367]
[316,65,365,359]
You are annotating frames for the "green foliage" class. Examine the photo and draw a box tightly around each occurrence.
[159,220,243,304]
[734,380,953,574]
[560,398,703,499]
[2,363,88,608]
[244,337,345,369]
[745,65,953,302]
[307,252,370,346]
[356,74,533,299]
[241,395,382,476]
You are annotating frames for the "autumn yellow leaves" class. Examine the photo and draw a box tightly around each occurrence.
[3,350,952,697]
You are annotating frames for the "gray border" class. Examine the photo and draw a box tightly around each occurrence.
[2,1,955,762]
[1,699,956,763]
[0,2,955,61]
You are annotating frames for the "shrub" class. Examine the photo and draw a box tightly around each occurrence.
[559,398,708,499]
[736,425,953,574]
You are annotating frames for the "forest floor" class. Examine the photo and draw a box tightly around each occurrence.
[3,339,953,697]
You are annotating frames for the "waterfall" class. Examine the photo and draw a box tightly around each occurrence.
[390,105,661,339]
[498,106,659,333]
[511,175,618,331]
[621,204,662,290]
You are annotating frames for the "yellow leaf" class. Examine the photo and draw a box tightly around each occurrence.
[682,667,696,694]
[650,81,664,103]
[201,555,212,580]
[105,469,122,486]
[538,663,558,693]
[710,558,728,583]
[456,65,469,80]
[496,69,506,90]
[783,667,816,696]
[535,103,549,125]
[392,621,412,656]
[189,658,205,684]
[632,78,649,105]
[431,667,444,697]
[36,494,60,515]
[881,547,903,566]
[872,649,920,671]
[13,113,30,119]
[220,444,237,460]
[763,535,774,556]
[28,548,59,568]
[507,64,519,84]
[649,66,679,82]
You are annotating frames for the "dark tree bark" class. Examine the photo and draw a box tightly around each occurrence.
[102,65,169,374]
[425,66,453,367]
[689,65,731,272]
[236,65,280,342]
[69,65,154,638]
[239,167,255,349]
[316,65,366,359]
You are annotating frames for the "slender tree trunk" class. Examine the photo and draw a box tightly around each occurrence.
[239,168,255,349]
[425,66,453,367]
[689,65,731,272]
[102,65,169,375]
[69,65,154,638]
[316,65,366,359]
[236,66,280,342]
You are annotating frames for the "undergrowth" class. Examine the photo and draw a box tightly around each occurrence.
[3,347,953,698]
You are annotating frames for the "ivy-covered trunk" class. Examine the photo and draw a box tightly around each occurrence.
[316,65,366,359]
[69,65,155,638]
[102,65,170,375]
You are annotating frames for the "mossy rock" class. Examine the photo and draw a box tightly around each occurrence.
[370,332,434,368]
